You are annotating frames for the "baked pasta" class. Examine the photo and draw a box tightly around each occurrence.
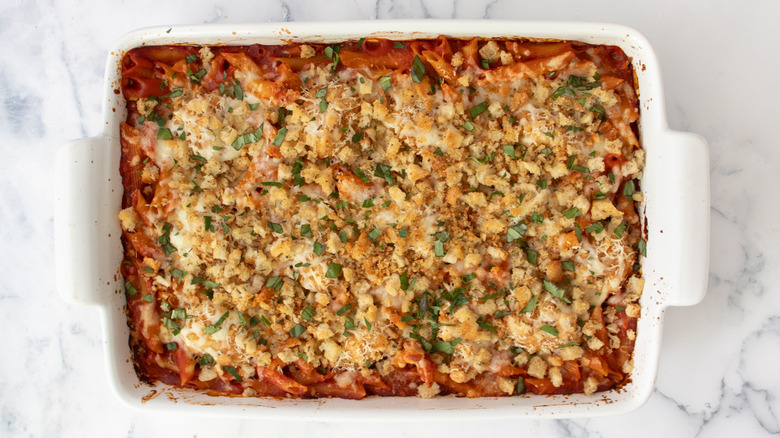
[118,36,645,399]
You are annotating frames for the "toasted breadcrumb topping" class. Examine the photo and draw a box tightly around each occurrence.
[120,39,644,396]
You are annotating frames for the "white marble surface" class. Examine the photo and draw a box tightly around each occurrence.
[1,0,779,436]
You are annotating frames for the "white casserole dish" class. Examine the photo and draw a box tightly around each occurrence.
[54,20,709,419]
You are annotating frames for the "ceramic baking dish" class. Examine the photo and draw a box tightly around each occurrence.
[54,20,709,419]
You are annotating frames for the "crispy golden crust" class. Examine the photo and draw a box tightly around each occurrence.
[119,38,644,398]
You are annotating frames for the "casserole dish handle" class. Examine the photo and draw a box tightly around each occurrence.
[55,135,122,306]
[660,130,710,307]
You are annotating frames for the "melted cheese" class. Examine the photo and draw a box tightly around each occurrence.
[120,40,645,395]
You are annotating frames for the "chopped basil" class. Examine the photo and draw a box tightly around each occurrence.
[614,221,627,238]
[536,179,547,189]
[143,294,153,303]
[202,281,219,289]
[525,249,538,264]
[574,223,583,242]
[379,75,391,91]
[400,271,410,291]
[368,226,381,242]
[267,222,283,234]
[362,198,374,208]
[520,295,537,313]
[563,207,582,219]
[157,128,173,140]
[469,101,488,119]
[410,55,426,83]
[203,311,229,334]
[374,163,395,185]
[188,68,206,83]
[323,44,342,70]
[203,215,214,232]
[289,323,306,338]
[339,231,347,243]
[503,144,518,159]
[585,222,604,234]
[357,38,365,50]
[337,304,352,316]
[623,180,636,199]
[561,260,575,271]
[185,54,197,63]
[638,238,647,256]
[272,127,288,146]
[540,325,559,336]
[544,280,571,303]
[394,42,405,49]
[249,103,259,110]
[516,377,525,394]
[571,163,589,173]
[433,230,450,242]
[261,181,283,188]
[223,366,243,382]
[434,240,445,257]
[319,100,328,113]
[301,304,316,321]
[506,223,528,243]
[462,121,475,131]
[432,338,461,354]
[557,341,579,349]
[231,125,263,150]
[399,227,408,238]
[315,87,328,99]
[488,191,504,202]
[300,224,312,237]
[124,281,137,297]
[161,87,183,99]
[477,318,497,334]
[461,273,476,283]
[442,289,469,309]
[313,241,325,256]
[434,147,444,156]
[615,306,625,313]
[325,263,342,279]
[265,276,284,291]
[470,153,494,164]
[199,354,214,366]
[354,168,371,183]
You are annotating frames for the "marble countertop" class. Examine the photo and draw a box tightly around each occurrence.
[2,0,778,436]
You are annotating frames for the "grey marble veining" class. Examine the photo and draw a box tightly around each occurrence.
[2,0,779,437]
